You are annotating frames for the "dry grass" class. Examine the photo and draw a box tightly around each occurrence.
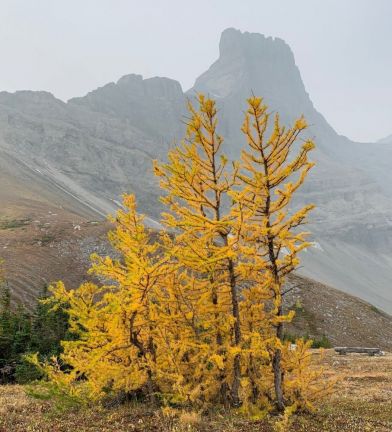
[0,350,392,432]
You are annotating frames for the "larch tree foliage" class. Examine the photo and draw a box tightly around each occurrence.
[236,97,315,411]
[40,195,172,400]
[37,94,322,417]
[154,95,244,407]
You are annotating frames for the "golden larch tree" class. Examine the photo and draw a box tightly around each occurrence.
[154,95,244,407]
[45,195,171,399]
[35,94,322,419]
[236,96,315,411]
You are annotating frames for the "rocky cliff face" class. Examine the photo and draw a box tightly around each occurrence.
[0,76,184,217]
[1,28,392,311]
[69,74,184,140]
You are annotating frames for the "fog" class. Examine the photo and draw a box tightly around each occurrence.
[0,0,391,142]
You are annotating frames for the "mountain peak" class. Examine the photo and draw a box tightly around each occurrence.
[116,73,143,86]
[191,28,308,111]
[0,90,59,104]
[116,73,183,97]
[218,28,294,62]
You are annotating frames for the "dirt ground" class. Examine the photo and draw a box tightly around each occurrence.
[0,350,391,432]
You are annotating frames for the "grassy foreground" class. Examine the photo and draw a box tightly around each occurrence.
[1,350,391,432]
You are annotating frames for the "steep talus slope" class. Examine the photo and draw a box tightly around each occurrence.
[285,274,392,351]
[0,28,391,312]
[0,148,102,220]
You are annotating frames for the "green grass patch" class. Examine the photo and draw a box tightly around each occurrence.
[283,332,332,349]
[0,218,31,230]
[34,234,56,245]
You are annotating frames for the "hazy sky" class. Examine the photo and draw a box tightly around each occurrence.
[0,0,391,142]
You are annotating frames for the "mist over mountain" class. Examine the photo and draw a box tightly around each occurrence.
[1,28,392,311]
[378,134,392,144]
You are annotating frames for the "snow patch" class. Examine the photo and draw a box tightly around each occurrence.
[310,241,324,252]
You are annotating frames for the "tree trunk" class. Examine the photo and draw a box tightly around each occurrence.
[228,256,242,407]
[273,314,285,412]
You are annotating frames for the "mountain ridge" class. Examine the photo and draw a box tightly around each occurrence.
[1,28,392,312]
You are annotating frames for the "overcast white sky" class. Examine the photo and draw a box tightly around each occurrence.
[0,0,391,142]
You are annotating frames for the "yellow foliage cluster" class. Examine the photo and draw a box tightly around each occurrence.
[40,95,329,417]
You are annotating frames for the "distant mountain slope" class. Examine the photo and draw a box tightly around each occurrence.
[0,149,102,220]
[285,274,392,351]
[0,88,170,218]
[378,134,392,144]
[0,28,392,312]
[0,214,109,305]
